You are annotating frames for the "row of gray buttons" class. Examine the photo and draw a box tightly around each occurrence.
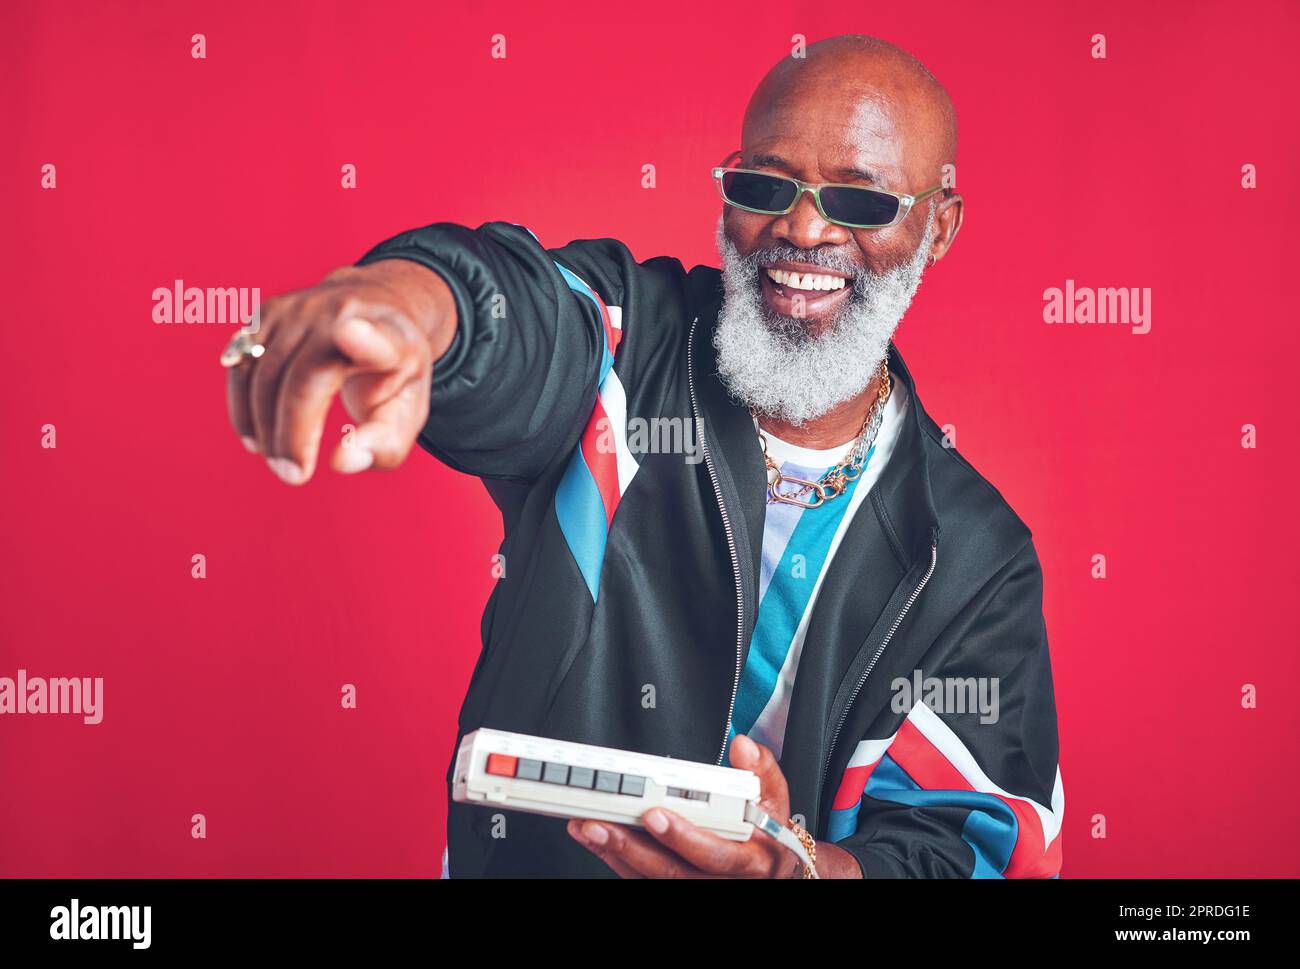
[519,758,646,797]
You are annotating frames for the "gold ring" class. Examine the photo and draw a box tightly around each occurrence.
[220,330,266,368]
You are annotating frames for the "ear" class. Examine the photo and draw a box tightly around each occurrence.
[927,191,964,264]
[719,149,743,168]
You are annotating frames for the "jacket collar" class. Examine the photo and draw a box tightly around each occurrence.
[867,340,943,568]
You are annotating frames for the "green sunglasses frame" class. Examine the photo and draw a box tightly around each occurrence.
[711,157,949,229]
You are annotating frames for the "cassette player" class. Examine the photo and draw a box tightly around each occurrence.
[452,728,761,840]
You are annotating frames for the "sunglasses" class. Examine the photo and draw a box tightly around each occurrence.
[712,162,948,230]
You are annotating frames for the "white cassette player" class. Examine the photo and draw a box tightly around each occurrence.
[451,727,819,875]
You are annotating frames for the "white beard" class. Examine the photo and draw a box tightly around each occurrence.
[712,206,935,426]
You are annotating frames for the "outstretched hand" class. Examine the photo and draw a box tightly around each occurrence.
[566,734,801,879]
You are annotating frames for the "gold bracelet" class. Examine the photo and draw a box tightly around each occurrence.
[786,819,817,879]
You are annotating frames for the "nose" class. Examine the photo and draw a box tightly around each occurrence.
[769,187,851,249]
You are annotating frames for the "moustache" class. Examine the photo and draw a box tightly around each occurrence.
[738,244,862,281]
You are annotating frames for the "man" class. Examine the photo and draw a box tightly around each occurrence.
[224,34,1063,878]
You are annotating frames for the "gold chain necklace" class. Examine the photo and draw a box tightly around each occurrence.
[753,362,891,509]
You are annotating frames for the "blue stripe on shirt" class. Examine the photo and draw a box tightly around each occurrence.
[726,452,872,758]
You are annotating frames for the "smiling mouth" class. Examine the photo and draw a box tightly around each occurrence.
[762,267,850,292]
[758,265,854,321]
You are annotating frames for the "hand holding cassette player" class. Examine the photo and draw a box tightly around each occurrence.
[452,728,821,878]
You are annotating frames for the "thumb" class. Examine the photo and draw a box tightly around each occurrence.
[330,371,431,474]
[729,734,789,816]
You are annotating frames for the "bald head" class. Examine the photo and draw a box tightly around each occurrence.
[742,35,957,189]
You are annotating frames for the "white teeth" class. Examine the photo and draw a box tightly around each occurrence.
[764,268,846,291]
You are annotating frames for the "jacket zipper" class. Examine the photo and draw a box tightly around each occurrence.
[686,316,746,766]
[821,540,938,788]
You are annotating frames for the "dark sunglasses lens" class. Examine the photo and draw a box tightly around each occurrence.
[722,171,798,213]
[819,186,900,226]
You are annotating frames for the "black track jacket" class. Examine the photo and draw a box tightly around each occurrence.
[359,221,1064,879]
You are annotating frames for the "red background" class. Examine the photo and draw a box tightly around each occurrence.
[2,0,1297,877]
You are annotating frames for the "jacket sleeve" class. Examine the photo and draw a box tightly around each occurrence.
[356,221,660,482]
[829,540,1064,878]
